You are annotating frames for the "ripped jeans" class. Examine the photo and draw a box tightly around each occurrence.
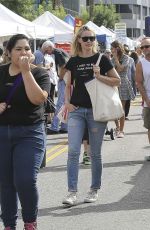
[67,107,107,192]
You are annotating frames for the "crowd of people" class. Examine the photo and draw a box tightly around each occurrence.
[0,28,149,229]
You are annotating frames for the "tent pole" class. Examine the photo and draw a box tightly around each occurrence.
[33,39,36,52]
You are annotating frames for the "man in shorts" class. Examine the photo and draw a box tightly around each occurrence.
[136,37,150,160]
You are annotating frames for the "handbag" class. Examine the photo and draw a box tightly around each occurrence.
[85,54,124,122]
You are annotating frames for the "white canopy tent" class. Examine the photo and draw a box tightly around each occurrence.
[99,25,116,39]
[0,4,54,46]
[33,11,74,43]
[85,21,106,36]
[117,36,135,50]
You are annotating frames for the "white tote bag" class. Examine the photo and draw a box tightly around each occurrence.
[85,54,124,122]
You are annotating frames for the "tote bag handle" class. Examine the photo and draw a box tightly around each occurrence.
[96,53,103,66]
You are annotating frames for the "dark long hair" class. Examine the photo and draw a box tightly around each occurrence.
[6,34,29,53]
[111,40,124,59]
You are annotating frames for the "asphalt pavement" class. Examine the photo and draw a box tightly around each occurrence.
[1,96,150,230]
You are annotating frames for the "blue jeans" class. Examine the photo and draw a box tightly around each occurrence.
[0,123,46,228]
[67,107,107,192]
[49,79,67,131]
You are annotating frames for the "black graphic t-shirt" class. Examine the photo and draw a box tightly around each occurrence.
[65,53,113,108]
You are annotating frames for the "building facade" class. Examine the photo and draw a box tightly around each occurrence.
[100,0,150,39]
[62,0,86,16]
[62,0,150,39]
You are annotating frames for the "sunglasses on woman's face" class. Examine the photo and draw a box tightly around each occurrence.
[81,36,96,42]
[140,45,150,50]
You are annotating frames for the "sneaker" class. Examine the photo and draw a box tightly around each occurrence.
[82,152,91,165]
[24,222,37,230]
[117,131,124,138]
[84,190,98,203]
[145,156,150,161]
[62,192,77,206]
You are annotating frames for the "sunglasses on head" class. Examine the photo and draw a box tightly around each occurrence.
[140,45,150,50]
[81,36,96,42]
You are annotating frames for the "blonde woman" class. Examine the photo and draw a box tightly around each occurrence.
[62,25,120,206]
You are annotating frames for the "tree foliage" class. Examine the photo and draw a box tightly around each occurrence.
[0,0,67,21]
[0,0,35,20]
[80,2,120,29]
[0,0,120,29]
[93,3,120,29]
[80,7,90,24]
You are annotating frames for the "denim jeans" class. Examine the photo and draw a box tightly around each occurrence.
[49,79,67,131]
[0,123,46,228]
[67,107,107,192]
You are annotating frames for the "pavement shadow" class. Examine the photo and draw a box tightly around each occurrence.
[39,160,144,174]
[38,161,150,217]
[47,136,67,140]
[125,131,146,136]
[54,161,150,216]
[46,142,68,147]
[127,118,142,121]
[1,160,149,221]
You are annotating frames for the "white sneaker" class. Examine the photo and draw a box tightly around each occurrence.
[117,131,124,138]
[62,192,77,206]
[84,190,98,203]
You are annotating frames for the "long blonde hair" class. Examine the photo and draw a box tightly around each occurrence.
[71,25,98,56]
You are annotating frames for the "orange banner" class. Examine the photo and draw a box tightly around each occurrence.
[74,18,83,34]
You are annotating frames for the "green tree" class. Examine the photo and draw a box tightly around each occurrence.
[0,0,66,21]
[52,6,66,20]
[80,2,120,29]
[0,0,35,20]
[93,3,120,29]
[89,0,94,20]
[80,7,90,24]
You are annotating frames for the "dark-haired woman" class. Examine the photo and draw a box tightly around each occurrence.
[0,34,50,230]
[111,40,135,138]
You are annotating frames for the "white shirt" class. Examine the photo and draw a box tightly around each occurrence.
[140,57,150,107]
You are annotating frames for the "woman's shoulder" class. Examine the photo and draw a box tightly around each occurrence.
[0,62,10,69]
[0,63,10,73]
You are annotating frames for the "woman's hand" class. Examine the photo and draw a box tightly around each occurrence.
[65,103,78,112]
[18,56,30,74]
[93,64,100,79]
[0,102,7,114]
